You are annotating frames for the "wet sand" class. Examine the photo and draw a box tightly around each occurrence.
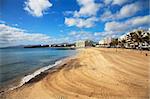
[3,48,150,99]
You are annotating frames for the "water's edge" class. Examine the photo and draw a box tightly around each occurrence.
[10,60,62,91]
[1,56,72,94]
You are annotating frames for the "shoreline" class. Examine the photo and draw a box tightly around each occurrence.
[0,52,77,95]
[2,48,149,99]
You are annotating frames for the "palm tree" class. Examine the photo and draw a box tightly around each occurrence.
[142,31,150,45]
[128,30,143,49]
[119,39,126,48]
[110,38,119,52]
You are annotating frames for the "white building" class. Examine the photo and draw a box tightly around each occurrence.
[76,40,93,48]
[119,29,150,49]
[98,37,112,47]
[76,41,85,48]
[99,37,112,45]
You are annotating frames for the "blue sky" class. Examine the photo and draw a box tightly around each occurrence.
[0,0,149,47]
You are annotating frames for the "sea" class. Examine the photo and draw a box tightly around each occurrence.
[0,47,77,91]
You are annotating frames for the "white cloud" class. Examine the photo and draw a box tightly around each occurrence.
[65,17,98,28]
[24,0,52,17]
[0,24,103,47]
[94,31,114,36]
[94,31,122,38]
[116,2,141,19]
[64,0,100,28]
[69,31,96,41]
[104,0,128,5]
[131,15,150,26]
[101,2,142,21]
[74,0,100,17]
[63,11,74,16]
[68,31,119,42]
[100,10,113,21]
[105,15,150,32]
[105,21,127,32]
[104,0,112,5]
[0,24,51,47]
[112,0,128,5]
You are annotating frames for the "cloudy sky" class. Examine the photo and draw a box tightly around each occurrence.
[0,0,149,47]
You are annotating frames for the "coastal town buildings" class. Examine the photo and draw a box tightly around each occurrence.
[97,29,149,50]
[99,37,112,47]
[76,40,93,48]
[76,41,85,48]
[118,29,150,49]
[50,43,75,48]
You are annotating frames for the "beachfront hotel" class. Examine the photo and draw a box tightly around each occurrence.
[118,29,150,49]
[76,40,93,48]
[99,37,112,47]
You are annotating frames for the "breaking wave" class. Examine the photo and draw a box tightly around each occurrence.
[9,60,62,91]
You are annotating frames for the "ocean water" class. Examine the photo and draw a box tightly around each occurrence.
[0,47,76,91]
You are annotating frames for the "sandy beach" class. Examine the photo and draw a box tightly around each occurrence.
[2,48,150,99]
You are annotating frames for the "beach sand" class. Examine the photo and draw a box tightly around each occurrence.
[2,48,150,99]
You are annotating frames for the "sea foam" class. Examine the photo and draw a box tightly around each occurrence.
[9,60,62,91]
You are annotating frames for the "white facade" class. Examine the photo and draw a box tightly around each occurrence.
[99,37,112,45]
[76,41,85,48]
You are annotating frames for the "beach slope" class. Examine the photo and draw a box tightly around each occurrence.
[4,48,149,99]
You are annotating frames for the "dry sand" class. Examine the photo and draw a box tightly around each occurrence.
[2,48,150,99]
